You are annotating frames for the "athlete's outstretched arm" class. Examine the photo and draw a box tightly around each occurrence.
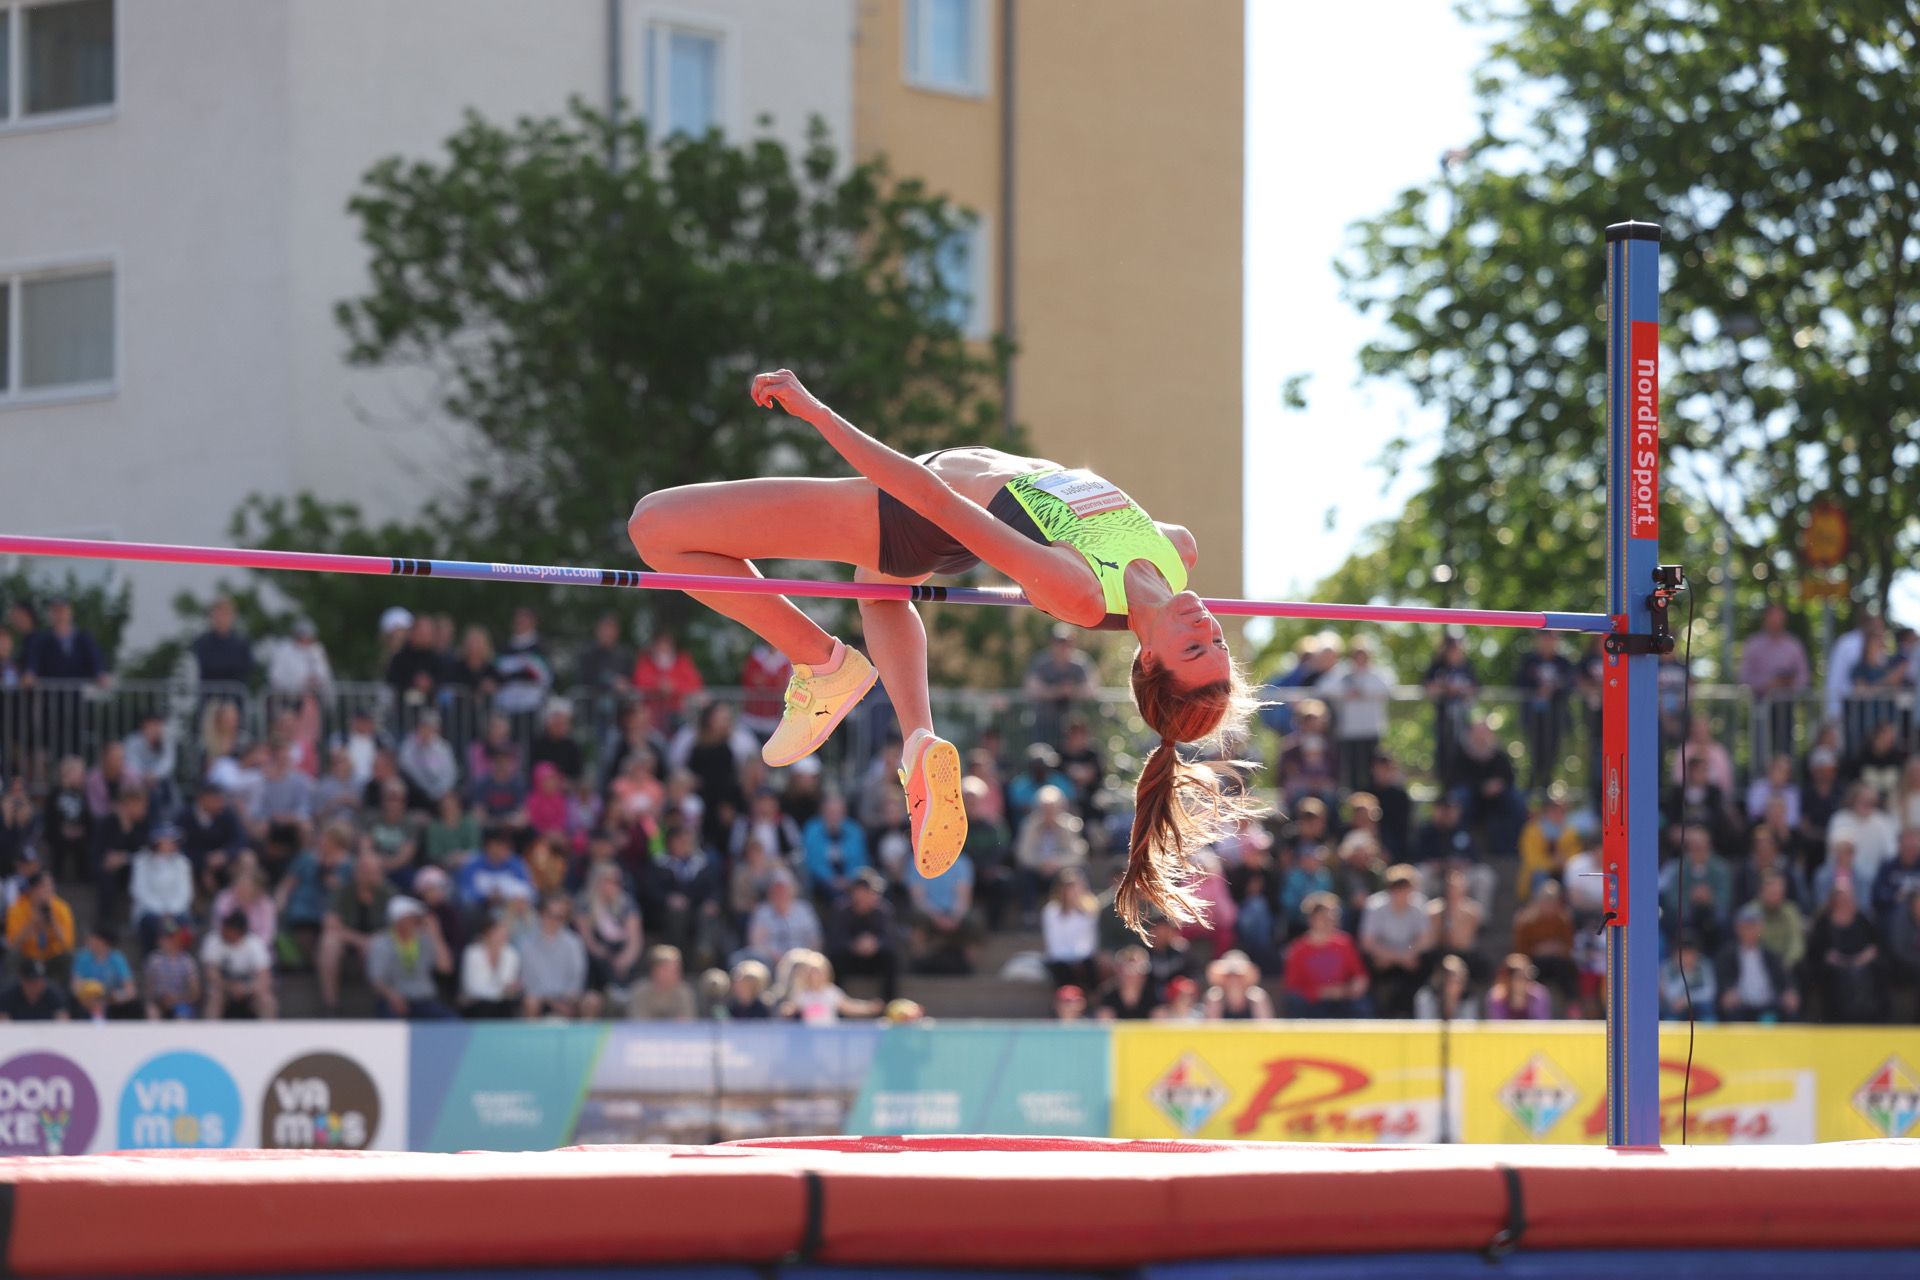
[750,369,1099,621]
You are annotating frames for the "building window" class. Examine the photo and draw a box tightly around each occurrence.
[644,22,725,138]
[1,265,115,401]
[904,0,986,96]
[917,220,990,340]
[1,0,115,124]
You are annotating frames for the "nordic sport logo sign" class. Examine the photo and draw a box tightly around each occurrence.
[0,1052,99,1155]
[489,563,600,582]
[1628,321,1659,538]
[118,1051,241,1149]
[262,1052,381,1149]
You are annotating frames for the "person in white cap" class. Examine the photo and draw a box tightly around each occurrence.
[367,895,453,1019]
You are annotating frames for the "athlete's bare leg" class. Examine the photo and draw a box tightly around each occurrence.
[627,477,879,667]
[854,566,936,746]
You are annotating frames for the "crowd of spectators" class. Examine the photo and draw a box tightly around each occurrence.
[1,592,1919,1029]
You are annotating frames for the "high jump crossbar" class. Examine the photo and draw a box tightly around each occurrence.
[0,534,1616,634]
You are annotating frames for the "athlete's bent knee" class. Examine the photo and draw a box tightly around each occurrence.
[627,492,675,566]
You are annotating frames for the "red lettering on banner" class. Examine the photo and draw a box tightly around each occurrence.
[1231,1057,1371,1136]
[1629,322,1659,538]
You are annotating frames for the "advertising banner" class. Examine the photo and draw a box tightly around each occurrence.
[1112,1023,1920,1145]
[846,1023,1109,1135]
[0,1023,408,1153]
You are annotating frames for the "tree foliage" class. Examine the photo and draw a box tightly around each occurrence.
[174,104,1024,681]
[1330,0,1920,671]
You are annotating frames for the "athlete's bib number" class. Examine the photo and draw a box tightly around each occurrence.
[1032,470,1130,518]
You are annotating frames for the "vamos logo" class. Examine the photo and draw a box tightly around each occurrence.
[119,1051,240,1148]
[0,1052,99,1155]
[263,1052,381,1149]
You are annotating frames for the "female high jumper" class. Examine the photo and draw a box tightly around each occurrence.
[627,368,1254,930]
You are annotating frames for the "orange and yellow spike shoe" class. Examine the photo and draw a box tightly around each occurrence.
[899,733,967,878]
[760,646,878,768]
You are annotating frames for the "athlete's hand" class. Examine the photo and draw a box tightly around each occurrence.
[750,369,823,420]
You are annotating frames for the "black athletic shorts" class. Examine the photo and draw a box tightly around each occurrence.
[875,450,1045,578]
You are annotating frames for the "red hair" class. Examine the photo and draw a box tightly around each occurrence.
[1116,651,1259,935]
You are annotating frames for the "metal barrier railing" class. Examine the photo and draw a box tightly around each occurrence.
[0,674,1906,803]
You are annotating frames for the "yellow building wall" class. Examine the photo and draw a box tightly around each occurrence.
[854,0,1245,597]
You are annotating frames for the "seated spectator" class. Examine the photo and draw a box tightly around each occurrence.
[1659,933,1715,1022]
[1751,871,1808,973]
[1332,829,1387,924]
[802,792,869,907]
[1361,756,1412,859]
[626,944,696,1021]
[743,869,824,971]
[367,896,454,1019]
[729,789,803,865]
[1235,868,1282,975]
[631,632,704,735]
[1282,893,1370,1018]
[1096,946,1161,1021]
[1715,904,1800,1022]
[6,868,76,981]
[1668,713,1735,793]
[413,865,465,959]
[253,743,313,866]
[278,821,352,951]
[1204,950,1274,1020]
[1814,839,1864,913]
[423,789,482,871]
[1848,719,1908,803]
[180,782,244,896]
[1746,754,1802,827]
[828,869,900,1002]
[1870,827,1920,933]
[90,783,150,926]
[725,959,773,1019]
[866,789,913,886]
[523,834,570,900]
[728,836,782,922]
[1424,867,1486,975]
[960,776,1015,930]
[528,698,585,783]
[41,755,91,886]
[458,827,534,912]
[398,711,460,810]
[1150,974,1202,1022]
[1411,794,1483,883]
[312,748,363,827]
[1517,789,1582,902]
[608,751,666,839]
[1280,842,1336,932]
[122,712,179,808]
[672,701,752,849]
[267,617,333,704]
[577,863,643,996]
[142,920,201,1019]
[1448,720,1526,857]
[201,909,277,1020]
[1413,954,1480,1020]
[0,778,35,881]
[1042,869,1101,991]
[1659,827,1734,952]
[1511,880,1578,1003]
[210,857,276,942]
[781,756,826,827]
[1053,984,1089,1021]
[1359,864,1427,1017]
[318,849,395,1014]
[1889,888,1920,1013]
[1146,912,1205,993]
[519,894,600,1018]
[467,747,528,824]
[1899,758,1920,831]
[0,959,70,1022]
[83,739,131,820]
[211,740,271,838]
[1829,782,1899,886]
[774,949,880,1024]
[72,924,140,1020]
[1734,824,1810,913]
[907,849,979,976]
[365,780,421,881]
[1485,953,1555,1020]
[130,825,195,951]
[1808,885,1885,1023]
[459,912,522,1018]
[645,823,724,969]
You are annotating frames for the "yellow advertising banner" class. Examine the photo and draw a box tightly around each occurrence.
[1111,1023,1920,1145]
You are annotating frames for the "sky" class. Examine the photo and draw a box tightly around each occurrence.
[1241,2,1489,604]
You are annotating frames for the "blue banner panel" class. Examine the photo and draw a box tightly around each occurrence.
[846,1023,1109,1136]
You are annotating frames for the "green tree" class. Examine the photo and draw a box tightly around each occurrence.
[1331,0,1920,670]
[174,104,1021,682]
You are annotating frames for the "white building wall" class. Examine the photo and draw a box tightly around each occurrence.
[0,0,854,650]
